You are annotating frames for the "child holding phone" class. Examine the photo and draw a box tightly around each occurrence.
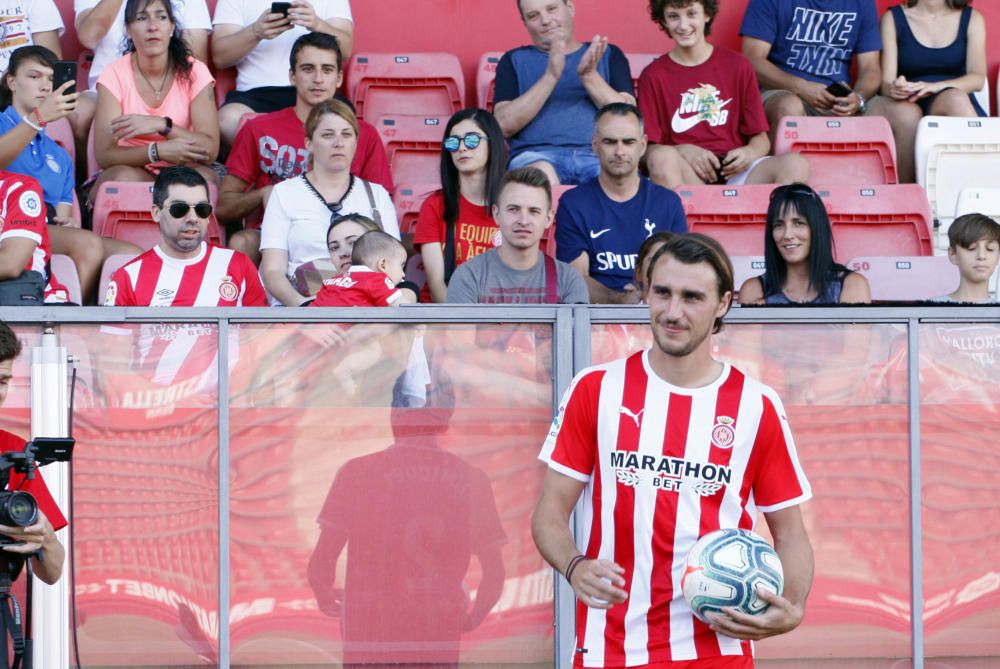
[638,0,810,189]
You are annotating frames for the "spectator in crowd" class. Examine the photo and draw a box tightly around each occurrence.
[740,0,881,137]
[874,0,987,183]
[104,166,266,306]
[0,321,67,585]
[0,170,68,303]
[415,108,506,304]
[633,230,675,297]
[493,0,635,186]
[89,0,220,202]
[738,183,870,304]
[641,0,810,189]
[312,230,414,306]
[74,0,210,146]
[447,167,588,304]
[932,213,999,304]
[0,46,141,304]
[212,0,353,147]
[0,0,63,72]
[260,98,398,306]
[218,31,391,264]
[556,103,687,304]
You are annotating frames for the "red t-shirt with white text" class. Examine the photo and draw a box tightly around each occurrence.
[312,265,402,307]
[539,350,811,665]
[638,47,769,155]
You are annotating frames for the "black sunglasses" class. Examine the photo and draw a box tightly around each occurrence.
[167,201,213,219]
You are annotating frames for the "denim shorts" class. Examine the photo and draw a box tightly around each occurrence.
[508,147,601,185]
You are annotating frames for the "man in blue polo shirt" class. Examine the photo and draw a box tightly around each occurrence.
[556,103,687,304]
[493,0,635,187]
[740,0,881,136]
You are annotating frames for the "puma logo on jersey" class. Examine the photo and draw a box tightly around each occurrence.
[620,406,645,428]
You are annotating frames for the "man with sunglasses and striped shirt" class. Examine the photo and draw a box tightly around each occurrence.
[105,166,266,307]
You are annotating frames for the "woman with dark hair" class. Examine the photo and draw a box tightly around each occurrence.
[0,45,140,303]
[874,0,986,182]
[415,108,507,303]
[89,0,219,200]
[738,183,871,304]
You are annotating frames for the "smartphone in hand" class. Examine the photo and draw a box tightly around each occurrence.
[825,81,853,98]
[53,61,77,96]
[270,1,291,16]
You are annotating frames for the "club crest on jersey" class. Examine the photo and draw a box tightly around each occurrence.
[610,450,731,496]
[218,276,239,302]
[384,277,394,290]
[711,416,736,449]
[104,280,118,306]
[18,189,41,218]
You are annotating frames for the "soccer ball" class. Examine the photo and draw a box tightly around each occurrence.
[681,528,784,623]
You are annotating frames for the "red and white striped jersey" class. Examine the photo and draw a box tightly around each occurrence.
[105,243,267,307]
[0,171,68,303]
[540,350,811,666]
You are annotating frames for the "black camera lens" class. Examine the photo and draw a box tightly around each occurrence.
[0,491,37,527]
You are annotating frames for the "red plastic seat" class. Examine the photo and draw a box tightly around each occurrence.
[773,116,899,185]
[540,185,573,258]
[346,52,465,122]
[214,66,237,108]
[625,53,658,96]
[98,253,140,303]
[51,254,81,304]
[677,184,773,256]
[730,255,766,299]
[92,182,223,250]
[846,255,958,301]
[392,183,439,234]
[820,184,933,259]
[47,117,75,164]
[375,114,448,187]
[476,52,503,111]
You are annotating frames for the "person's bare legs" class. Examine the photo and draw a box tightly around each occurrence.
[219,102,254,149]
[229,229,261,265]
[49,227,142,303]
[763,90,807,147]
[866,96,922,183]
[928,87,979,117]
[525,160,560,187]
[744,153,811,185]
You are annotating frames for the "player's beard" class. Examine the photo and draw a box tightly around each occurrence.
[651,316,712,358]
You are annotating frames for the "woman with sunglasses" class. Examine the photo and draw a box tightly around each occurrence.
[261,98,399,305]
[89,0,219,202]
[738,183,871,305]
[415,108,507,303]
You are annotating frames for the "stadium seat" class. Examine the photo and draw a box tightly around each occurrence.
[973,75,990,117]
[345,53,465,122]
[730,256,765,299]
[679,184,933,259]
[625,53,658,95]
[47,117,75,165]
[914,116,1000,240]
[99,253,140,303]
[375,115,448,187]
[847,256,958,301]
[214,67,237,109]
[76,51,93,91]
[540,185,573,258]
[772,116,898,185]
[92,182,223,250]
[392,183,439,234]
[51,254,82,305]
[954,187,1000,219]
[476,52,503,111]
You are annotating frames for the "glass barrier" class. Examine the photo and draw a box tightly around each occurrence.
[920,322,1000,666]
[591,322,913,667]
[227,322,555,667]
[56,323,220,667]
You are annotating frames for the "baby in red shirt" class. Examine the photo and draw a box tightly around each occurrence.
[312,231,414,308]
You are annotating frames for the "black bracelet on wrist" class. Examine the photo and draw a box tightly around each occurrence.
[396,280,420,300]
[564,554,587,585]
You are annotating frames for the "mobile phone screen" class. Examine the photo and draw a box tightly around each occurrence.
[53,61,77,95]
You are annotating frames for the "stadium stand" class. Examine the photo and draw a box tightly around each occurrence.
[92,182,223,250]
[392,183,439,234]
[914,116,1000,242]
[375,114,449,187]
[97,253,139,302]
[51,253,82,305]
[679,184,933,260]
[345,53,465,123]
[540,185,573,258]
[772,116,898,186]
[846,256,959,302]
[731,256,765,299]
[47,117,75,165]
[476,52,502,111]
[625,53,658,96]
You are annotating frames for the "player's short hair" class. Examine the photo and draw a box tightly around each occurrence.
[516,0,570,20]
[594,102,644,133]
[948,213,1000,249]
[498,166,552,210]
[289,31,343,72]
[0,322,22,364]
[646,233,733,334]
[649,0,719,36]
[326,213,382,243]
[634,231,675,288]
[305,98,359,142]
[152,166,209,207]
[350,230,405,267]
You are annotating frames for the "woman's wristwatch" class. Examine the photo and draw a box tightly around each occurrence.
[160,116,173,136]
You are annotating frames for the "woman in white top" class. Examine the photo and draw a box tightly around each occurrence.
[260,98,398,305]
